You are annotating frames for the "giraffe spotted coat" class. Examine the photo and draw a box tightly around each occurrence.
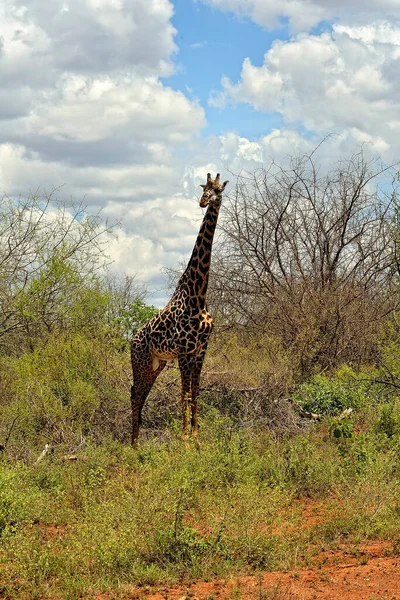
[130,173,228,446]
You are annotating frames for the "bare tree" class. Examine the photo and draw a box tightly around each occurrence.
[0,190,113,352]
[210,149,399,376]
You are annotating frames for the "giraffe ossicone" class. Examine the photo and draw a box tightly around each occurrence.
[130,173,229,447]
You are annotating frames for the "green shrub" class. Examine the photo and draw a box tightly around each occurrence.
[0,330,130,455]
[0,464,47,532]
[293,374,366,416]
[375,401,400,439]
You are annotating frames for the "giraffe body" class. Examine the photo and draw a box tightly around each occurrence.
[130,173,228,446]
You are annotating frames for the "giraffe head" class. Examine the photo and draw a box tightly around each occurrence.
[199,173,228,208]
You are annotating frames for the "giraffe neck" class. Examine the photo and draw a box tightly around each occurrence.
[174,202,220,309]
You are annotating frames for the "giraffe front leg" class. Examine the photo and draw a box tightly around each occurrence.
[131,384,141,448]
[130,379,154,448]
[179,356,193,445]
[190,375,200,442]
[190,346,208,448]
[181,379,191,442]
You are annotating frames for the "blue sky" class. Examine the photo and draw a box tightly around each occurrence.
[168,0,286,137]
[0,0,399,303]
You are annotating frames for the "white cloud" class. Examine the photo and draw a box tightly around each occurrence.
[0,139,207,303]
[190,41,208,49]
[199,0,400,32]
[6,0,177,77]
[2,0,398,304]
[0,0,179,118]
[0,0,210,300]
[6,75,205,147]
[210,22,400,161]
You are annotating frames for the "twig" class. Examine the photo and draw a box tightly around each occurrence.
[201,386,262,393]
[286,398,322,421]
[61,455,78,461]
[2,415,19,450]
[35,444,50,465]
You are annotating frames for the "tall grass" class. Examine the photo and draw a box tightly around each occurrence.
[1,405,400,599]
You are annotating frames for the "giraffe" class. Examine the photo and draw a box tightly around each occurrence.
[130,173,229,447]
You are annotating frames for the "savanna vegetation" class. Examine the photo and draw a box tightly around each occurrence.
[1,150,400,599]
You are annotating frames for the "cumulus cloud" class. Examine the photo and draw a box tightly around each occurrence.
[2,0,398,303]
[199,0,400,32]
[210,22,400,160]
[187,128,364,185]
[3,0,177,79]
[0,0,209,299]
[2,75,205,175]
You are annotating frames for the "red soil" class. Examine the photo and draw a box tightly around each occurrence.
[140,544,400,600]
[130,498,400,600]
[38,502,400,600]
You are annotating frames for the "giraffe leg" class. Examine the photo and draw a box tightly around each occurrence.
[131,361,166,448]
[131,384,140,447]
[178,355,194,443]
[138,360,166,426]
[190,345,208,447]
[131,380,151,447]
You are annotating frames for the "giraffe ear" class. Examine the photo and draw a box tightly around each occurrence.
[199,184,206,189]
[222,180,229,189]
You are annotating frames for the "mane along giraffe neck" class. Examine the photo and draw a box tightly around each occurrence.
[170,200,220,312]
[130,173,228,447]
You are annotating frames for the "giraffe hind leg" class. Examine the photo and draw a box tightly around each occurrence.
[131,360,166,447]
[178,351,207,448]
[139,359,166,425]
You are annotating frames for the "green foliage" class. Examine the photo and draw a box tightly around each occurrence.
[0,324,130,454]
[111,297,158,338]
[281,435,337,497]
[293,374,366,416]
[329,416,354,440]
[0,192,112,354]
[0,422,400,598]
[1,183,400,598]
[375,401,400,439]
[0,463,48,533]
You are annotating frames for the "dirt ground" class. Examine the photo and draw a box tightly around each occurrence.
[139,544,400,600]
[24,500,400,600]
[131,499,400,600]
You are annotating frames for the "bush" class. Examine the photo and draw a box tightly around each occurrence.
[375,401,400,439]
[293,374,366,416]
[0,328,130,456]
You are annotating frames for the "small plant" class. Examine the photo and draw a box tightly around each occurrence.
[374,402,400,438]
[392,538,400,556]
[329,416,354,440]
[293,375,364,416]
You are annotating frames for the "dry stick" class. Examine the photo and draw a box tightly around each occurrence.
[201,385,261,393]
[35,443,50,465]
[202,382,324,422]
[2,415,19,450]
[286,398,322,421]
[61,455,78,461]
[202,381,324,420]
[164,370,325,422]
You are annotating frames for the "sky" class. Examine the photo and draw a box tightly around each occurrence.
[0,0,400,305]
